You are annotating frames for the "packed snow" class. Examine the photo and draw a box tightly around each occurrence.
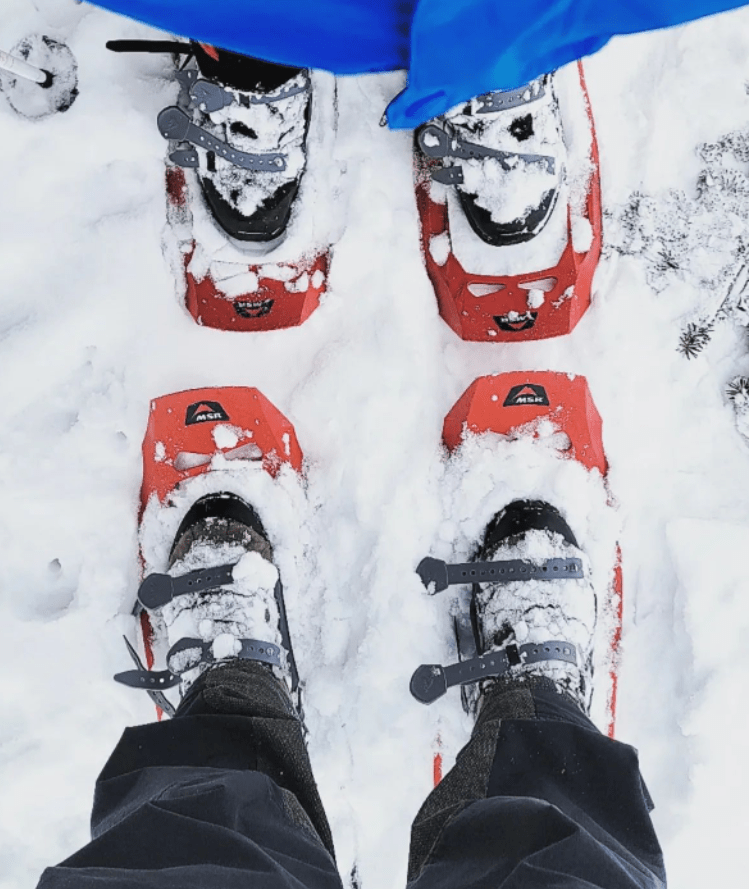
[2,2,749,888]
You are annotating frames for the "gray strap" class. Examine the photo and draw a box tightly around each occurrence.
[114,636,282,691]
[176,68,200,91]
[432,166,464,185]
[189,77,308,113]
[120,635,177,716]
[137,563,236,610]
[170,148,199,168]
[410,640,577,704]
[157,106,287,172]
[474,78,547,114]
[418,124,555,175]
[417,556,584,594]
[167,636,282,674]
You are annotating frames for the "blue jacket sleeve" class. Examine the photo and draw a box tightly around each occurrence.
[88,0,748,127]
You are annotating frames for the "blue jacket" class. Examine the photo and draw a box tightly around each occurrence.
[90,0,748,127]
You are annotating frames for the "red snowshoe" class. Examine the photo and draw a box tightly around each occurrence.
[412,371,621,744]
[414,64,602,342]
[115,386,303,717]
[108,39,336,332]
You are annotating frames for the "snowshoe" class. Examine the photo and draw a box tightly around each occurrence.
[411,372,621,735]
[414,64,602,342]
[114,386,304,717]
[108,39,337,331]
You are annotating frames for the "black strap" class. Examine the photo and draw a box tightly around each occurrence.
[410,640,578,704]
[106,40,192,55]
[474,78,547,114]
[189,76,309,113]
[417,556,584,594]
[120,635,177,717]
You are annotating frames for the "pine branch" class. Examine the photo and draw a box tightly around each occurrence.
[678,321,714,358]
[727,375,749,403]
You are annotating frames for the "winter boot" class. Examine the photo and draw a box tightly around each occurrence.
[411,499,596,715]
[417,74,564,245]
[160,43,312,244]
[115,492,298,709]
[473,499,596,712]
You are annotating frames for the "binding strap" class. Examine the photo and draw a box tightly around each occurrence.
[137,565,236,610]
[158,106,287,172]
[410,640,578,704]
[188,75,309,113]
[418,123,555,186]
[417,555,584,593]
[410,552,584,703]
[115,637,282,691]
[474,77,547,114]
[115,561,286,700]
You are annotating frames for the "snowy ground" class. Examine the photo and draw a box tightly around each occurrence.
[2,2,749,887]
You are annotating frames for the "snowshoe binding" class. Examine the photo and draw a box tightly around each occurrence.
[414,65,602,342]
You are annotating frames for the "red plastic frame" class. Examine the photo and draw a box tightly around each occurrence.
[141,386,303,509]
[415,63,602,342]
[166,168,328,332]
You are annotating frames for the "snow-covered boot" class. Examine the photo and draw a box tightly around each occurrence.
[411,499,596,715]
[417,74,565,246]
[473,499,596,712]
[115,492,298,710]
[159,43,312,244]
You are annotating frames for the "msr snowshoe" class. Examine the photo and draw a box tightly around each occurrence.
[411,372,621,735]
[414,65,602,342]
[114,386,304,716]
[108,39,337,331]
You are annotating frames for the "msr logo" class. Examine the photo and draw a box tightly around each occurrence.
[503,384,550,407]
[185,400,230,425]
[494,311,538,332]
[234,298,274,319]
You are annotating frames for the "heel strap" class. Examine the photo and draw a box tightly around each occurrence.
[115,637,282,691]
[410,640,577,704]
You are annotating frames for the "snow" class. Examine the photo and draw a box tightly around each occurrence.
[526,288,546,309]
[233,549,279,588]
[3,2,749,888]
[212,423,240,448]
[428,231,449,265]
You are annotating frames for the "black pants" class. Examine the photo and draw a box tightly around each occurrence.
[37,663,666,888]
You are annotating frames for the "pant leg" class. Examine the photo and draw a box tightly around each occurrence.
[37,662,343,889]
[407,677,666,889]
